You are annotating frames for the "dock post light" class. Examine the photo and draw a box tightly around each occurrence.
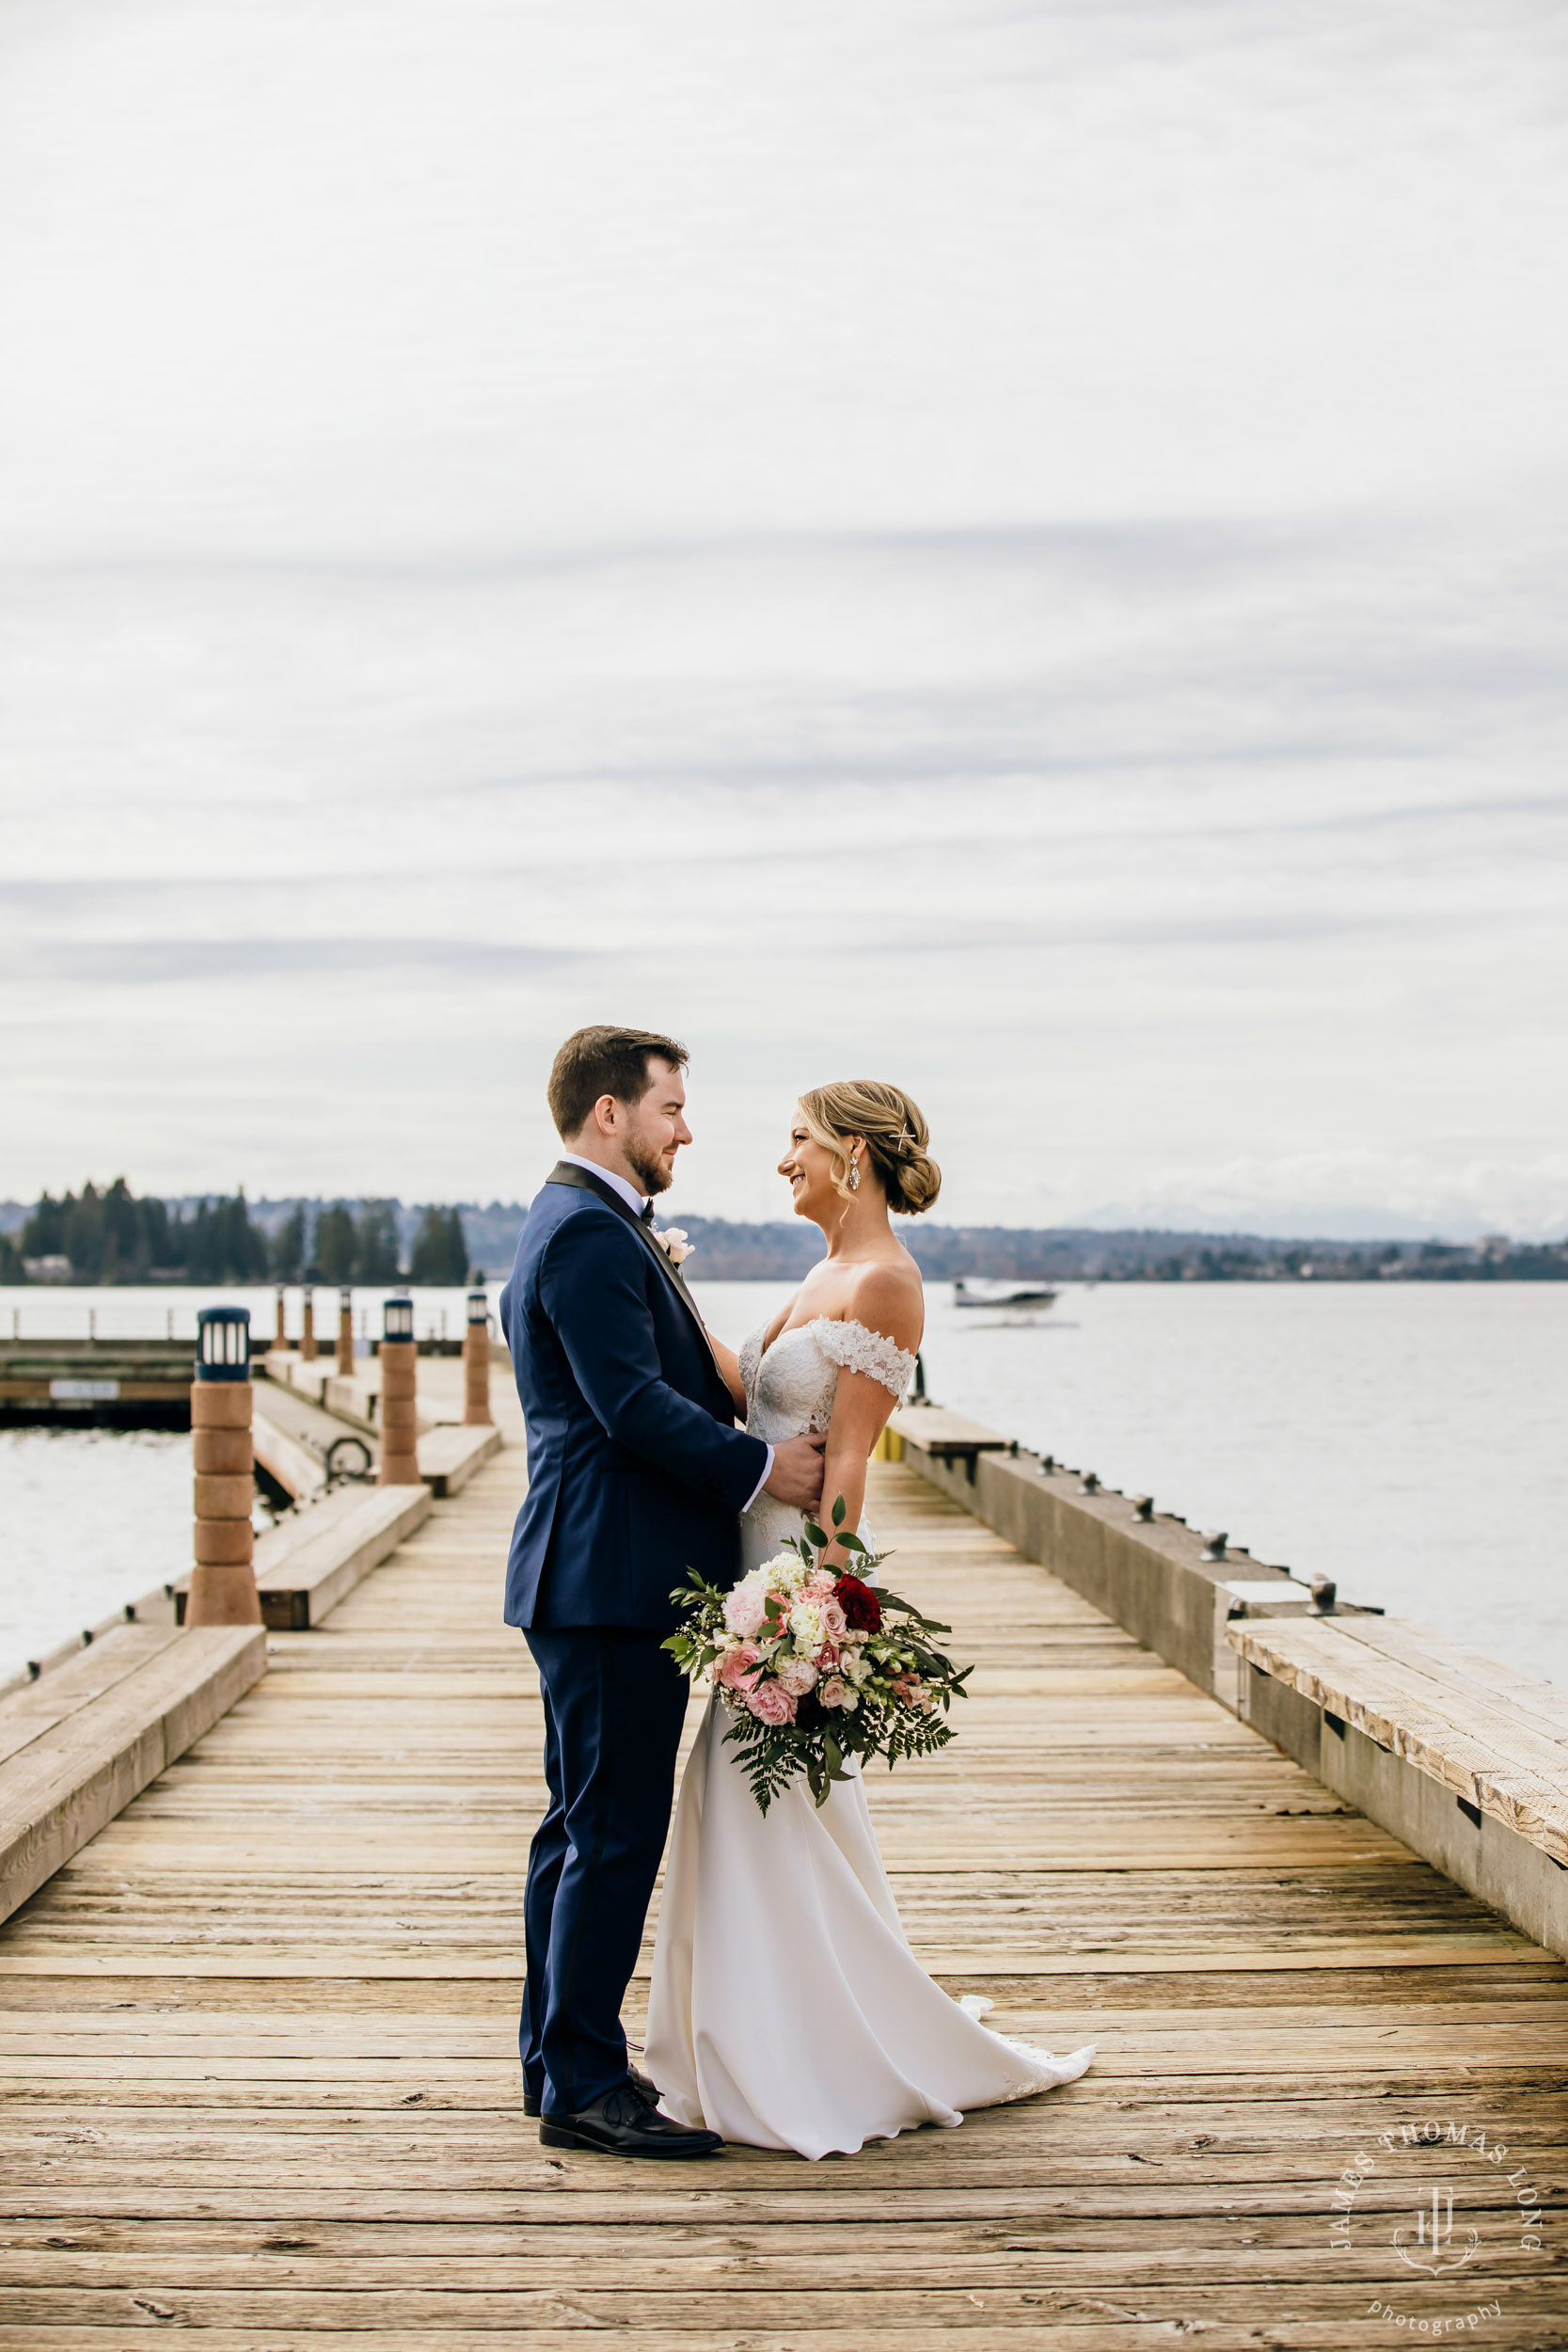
[187,1307,261,1629]
[378,1293,420,1485]
[464,1287,493,1427]
[336,1284,355,1377]
[300,1280,317,1362]
[273,1281,288,1353]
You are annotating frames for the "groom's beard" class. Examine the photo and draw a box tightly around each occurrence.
[625,1141,673,1200]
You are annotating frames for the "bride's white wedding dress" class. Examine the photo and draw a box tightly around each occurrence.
[644,1315,1095,2159]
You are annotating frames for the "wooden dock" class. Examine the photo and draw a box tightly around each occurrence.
[2,1451,1564,2344]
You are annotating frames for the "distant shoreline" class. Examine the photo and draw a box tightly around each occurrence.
[3,1221,1564,1285]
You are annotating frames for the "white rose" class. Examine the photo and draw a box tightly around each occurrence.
[787,1599,825,1650]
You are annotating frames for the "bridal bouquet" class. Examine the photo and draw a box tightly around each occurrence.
[665,1498,971,1814]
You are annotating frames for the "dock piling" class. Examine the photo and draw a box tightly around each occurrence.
[300,1282,316,1362]
[273,1281,287,1353]
[463,1287,493,1426]
[186,1307,262,1628]
[377,1294,421,1485]
[336,1284,355,1376]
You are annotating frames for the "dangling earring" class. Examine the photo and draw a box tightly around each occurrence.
[847,1153,861,1193]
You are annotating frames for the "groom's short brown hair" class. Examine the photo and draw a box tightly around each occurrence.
[547,1025,689,1140]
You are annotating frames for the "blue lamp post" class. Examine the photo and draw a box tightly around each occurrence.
[196,1304,251,1380]
[378,1293,420,1484]
[464,1287,493,1426]
[188,1306,261,1628]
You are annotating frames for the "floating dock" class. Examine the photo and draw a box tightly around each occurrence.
[0,1338,196,1427]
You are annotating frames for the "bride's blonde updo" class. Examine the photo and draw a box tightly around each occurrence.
[798,1080,942,1217]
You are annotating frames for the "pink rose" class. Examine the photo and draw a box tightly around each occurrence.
[715,1642,761,1691]
[817,1597,848,1642]
[816,1642,839,1670]
[776,1657,817,1697]
[818,1675,849,1708]
[747,1678,797,1725]
[722,1581,767,1638]
[805,1569,838,1599]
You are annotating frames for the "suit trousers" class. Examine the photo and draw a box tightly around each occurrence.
[520,1627,690,2115]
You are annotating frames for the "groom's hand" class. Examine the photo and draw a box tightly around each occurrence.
[764,1433,827,1511]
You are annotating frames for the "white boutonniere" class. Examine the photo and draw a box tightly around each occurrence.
[653,1225,695,1270]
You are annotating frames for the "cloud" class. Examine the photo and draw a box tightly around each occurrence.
[1,5,1566,1229]
[5,937,585,988]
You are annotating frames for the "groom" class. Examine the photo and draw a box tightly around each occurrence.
[500,1025,826,2156]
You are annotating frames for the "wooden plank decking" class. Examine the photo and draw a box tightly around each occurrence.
[2,1453,1565,2346]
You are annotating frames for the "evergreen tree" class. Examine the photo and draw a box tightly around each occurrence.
[183,1192,267,1282]
[314,1202,357,1282]
[354,1200,402,1283]
[141,1194,178,1273]
[22,1191,69,1260]
[447,1206,470,1284]
[16,1179,264,1283]
[62,1185,106,1281]
[185,1200,219,1283]
[223,1190,268,1279]
[271,1204,309,1281]
[409,1204,469,1285]
[101,1178,148,1281]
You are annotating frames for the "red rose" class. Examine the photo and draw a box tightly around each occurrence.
[834,1574,882,1633]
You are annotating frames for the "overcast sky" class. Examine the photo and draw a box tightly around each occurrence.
[3,0,1565,1234]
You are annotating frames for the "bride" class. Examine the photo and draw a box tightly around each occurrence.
[645,1078,1094,2159]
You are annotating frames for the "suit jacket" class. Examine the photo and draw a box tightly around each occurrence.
[500,1163,768,1630]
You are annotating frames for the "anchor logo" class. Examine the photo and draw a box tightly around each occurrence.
[1393,2185,1479,2275]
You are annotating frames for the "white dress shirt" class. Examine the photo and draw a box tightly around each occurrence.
[558,1152,651,1220]
[556,1152,773,1509]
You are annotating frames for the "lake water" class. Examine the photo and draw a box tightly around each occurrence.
[0,1281,485,1677]
[2,1280,1564,1688]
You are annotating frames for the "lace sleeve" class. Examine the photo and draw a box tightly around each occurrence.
[738,1325,764,1405]
[809,1317,916,1403]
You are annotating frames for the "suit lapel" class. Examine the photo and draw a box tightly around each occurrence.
[545,1163,725,1385]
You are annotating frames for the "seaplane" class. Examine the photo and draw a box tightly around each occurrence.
[951,1278,1058,1313]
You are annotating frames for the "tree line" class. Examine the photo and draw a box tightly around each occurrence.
[4,1181,472,1286]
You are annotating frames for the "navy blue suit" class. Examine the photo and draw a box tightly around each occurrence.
[500,1163,768,2114]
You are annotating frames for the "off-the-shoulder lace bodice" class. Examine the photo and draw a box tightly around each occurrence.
[739,1316,914,1437]
[736,1316,916,1571]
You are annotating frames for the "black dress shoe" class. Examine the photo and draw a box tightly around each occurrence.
[538,2079,721,2157]
[524,2061,657,2120]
